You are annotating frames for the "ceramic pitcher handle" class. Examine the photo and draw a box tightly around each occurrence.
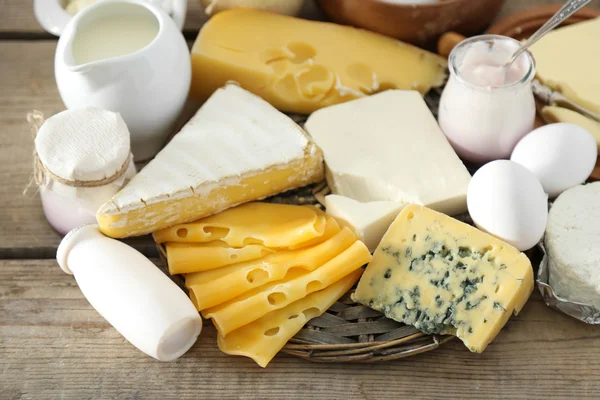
[170,0,188,30]
[34,0,72,37]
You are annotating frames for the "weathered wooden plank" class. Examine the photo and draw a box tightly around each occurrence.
[3,0,600,37]
[0,41,157,257]
[2,259,600,399]
[0,0,324,36]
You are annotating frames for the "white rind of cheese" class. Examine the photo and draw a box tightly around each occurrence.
[545,182,600,310]
[304,90,471,216]
[324,194,404,252]
[100,84,320,218]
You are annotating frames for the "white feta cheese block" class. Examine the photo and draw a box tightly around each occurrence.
[324,194,404,252]
[304,90,471,216]
[545,182,600,309]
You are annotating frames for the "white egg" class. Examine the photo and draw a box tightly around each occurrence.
[467,160,548,251]
[510,123,597,198]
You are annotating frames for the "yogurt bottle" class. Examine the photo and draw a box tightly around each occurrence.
[57,225,202,361]
[438,35,536,164]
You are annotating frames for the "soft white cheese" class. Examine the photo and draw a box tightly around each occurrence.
[545,182,600,309]
[304,90,471,216]
[325,195,404,252]
[104,83,315,214]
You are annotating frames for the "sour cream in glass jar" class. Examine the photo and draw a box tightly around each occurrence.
[438,35,536,164]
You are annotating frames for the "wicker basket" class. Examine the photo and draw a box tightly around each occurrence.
[158,90,455,362]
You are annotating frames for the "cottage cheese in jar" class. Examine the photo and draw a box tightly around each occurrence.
[29,108,136,235]
[438,35,536,164]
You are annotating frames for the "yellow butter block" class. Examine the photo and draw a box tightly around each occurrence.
[187,227,356,310]
[218,269,362,368]
[190,9,447,114]
[154,203,326,248]
[204,240,371,336]
[166,242,274,275]
[352,205,533,353]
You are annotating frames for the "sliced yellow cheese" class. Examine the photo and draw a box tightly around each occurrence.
[154,203,326,248]
[288,216,341,250]
[166,241,274,274]
[352,205,533,353]
[204,240,371,335]
[531,18,600,114]
[218,269,362,368]
[541,106,600,150]
[187,227,357,310]
[97,84,324,238]
[190,9,447,114]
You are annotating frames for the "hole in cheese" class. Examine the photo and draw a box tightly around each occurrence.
[306,280,324,293]
[285,266,311,279]
[288,314,299,320]
[302,307,321,320]
[230,254,239,260]
[407,212,415,220]
[246,269,269,285]
[287,42,316,64]
[297,65,333,98]
[202,226,229,239]
[495,285,500,294]
[267,292,287,306]
[176,228,188,238]
[264,327,280,336]
[242,237,264,246]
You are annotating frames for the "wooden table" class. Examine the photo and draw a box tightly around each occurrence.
[1,1,599,398]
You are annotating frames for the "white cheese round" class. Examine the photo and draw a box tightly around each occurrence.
[545,182,600,309]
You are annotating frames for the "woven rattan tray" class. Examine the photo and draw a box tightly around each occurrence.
[157,182,454,363]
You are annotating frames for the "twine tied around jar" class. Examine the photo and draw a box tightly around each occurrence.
[24,110,132,195]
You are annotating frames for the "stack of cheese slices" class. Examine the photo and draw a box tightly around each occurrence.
[154,202,371,367]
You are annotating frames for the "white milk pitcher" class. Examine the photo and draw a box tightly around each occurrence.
[55,0,191,161]
[34,0,187,36]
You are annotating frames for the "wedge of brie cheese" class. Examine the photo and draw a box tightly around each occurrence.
[324,195,404,252]
[304,90,471,216]
[97,84,324,238]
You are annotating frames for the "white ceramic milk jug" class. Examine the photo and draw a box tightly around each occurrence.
[55,0,191,161]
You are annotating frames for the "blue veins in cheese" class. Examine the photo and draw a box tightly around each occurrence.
[352,204,534,353]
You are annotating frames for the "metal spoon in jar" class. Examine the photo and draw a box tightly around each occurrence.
[502,0,592,69]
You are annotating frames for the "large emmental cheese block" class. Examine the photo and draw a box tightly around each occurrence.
[190,9,447,114]
[96,84,324,238]
[353,205,534,353]
[305,90,471,216]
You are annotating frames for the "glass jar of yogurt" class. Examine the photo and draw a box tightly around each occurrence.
[438,35,536,164]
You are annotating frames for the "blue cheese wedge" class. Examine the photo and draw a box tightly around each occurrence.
[352,204,534,352]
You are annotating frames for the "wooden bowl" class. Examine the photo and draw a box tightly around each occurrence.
[486,4,600,40]
[315,0,506,47]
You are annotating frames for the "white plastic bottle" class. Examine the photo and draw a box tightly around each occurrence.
[57,225,202,361]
